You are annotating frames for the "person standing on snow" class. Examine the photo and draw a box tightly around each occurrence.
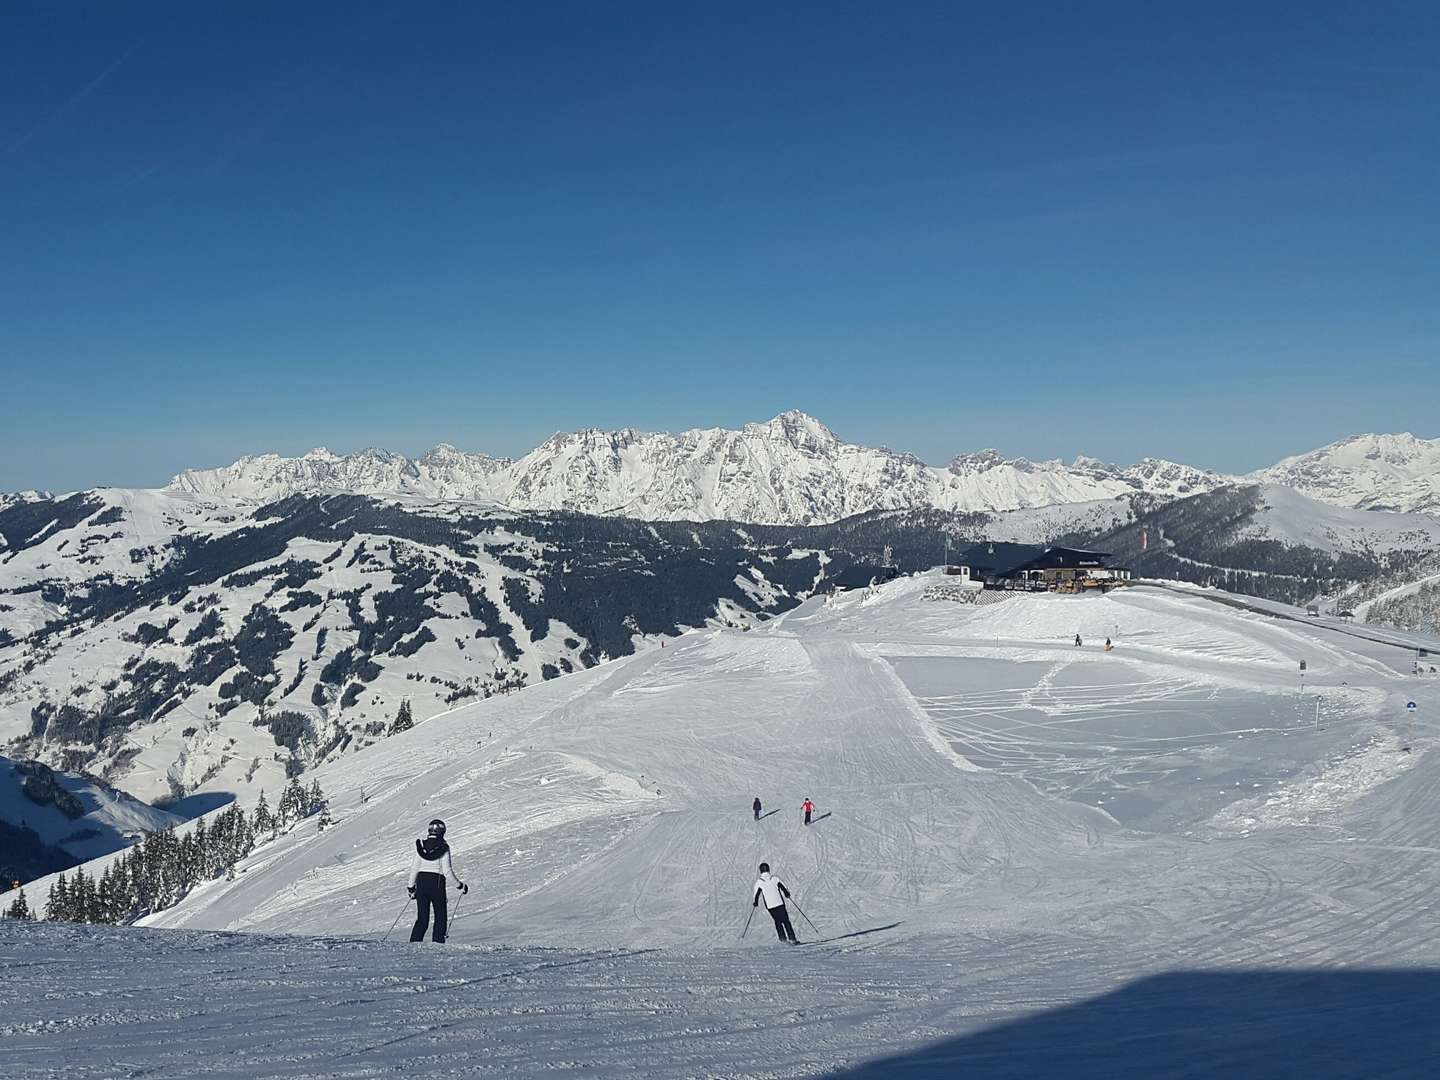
[801,798,814,826]
[753,797,762,821]
[1074,633,1083,647]
[408,819,468,943]
[752,862,798,944]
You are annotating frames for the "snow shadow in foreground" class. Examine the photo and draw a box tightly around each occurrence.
[826,969,1440,1079]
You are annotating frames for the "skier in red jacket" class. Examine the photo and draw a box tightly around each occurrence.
[802,798,814,826]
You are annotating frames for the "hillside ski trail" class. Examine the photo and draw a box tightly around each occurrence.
[15,580,1440,1077]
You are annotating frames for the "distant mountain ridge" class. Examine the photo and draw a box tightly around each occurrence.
[1248,432,1440,515]
[168,411,1228,524]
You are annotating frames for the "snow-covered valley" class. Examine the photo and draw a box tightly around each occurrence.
[8,577,1440,1077]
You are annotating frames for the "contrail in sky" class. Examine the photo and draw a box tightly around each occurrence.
[6,46,135,154]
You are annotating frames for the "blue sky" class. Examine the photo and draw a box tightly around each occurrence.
[3,2,1438,492]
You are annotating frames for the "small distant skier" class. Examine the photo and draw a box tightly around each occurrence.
[1104,637,1113,652]
[407,819,468,944]
[753,796,762,821]
[753,862,798,944]
[802,798,814,826]
[1075,633,1083,647]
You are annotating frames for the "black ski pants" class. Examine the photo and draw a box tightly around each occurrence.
[767,903,797,941]
[410,873,448,943]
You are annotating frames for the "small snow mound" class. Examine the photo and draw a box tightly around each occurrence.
[1206,732,1419,835]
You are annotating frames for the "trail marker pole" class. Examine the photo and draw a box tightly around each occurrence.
[1403,701,1417,753]
[1299,659,1306,695]
[1314,696,1322,730]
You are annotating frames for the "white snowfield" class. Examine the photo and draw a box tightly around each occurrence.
[8,578,1440,1077]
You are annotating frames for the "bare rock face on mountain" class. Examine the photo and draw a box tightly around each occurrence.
[166,411,1231,524]
[1250,433,1440,514]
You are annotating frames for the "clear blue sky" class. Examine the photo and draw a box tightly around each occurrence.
[3,1,1438,492]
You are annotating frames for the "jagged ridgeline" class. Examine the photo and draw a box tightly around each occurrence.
[1,489,1434,803]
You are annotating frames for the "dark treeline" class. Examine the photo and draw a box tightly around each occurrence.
[2,779,329,924]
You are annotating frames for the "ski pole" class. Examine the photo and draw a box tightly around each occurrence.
[382,896,409,942]
[788,897,820,936]
[741,904,756,939]
[449,894,463,933]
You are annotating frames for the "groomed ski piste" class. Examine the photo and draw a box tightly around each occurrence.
[7,575,1440,1077]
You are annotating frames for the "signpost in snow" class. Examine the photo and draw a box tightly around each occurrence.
[1314,695,1322,730]
[1299,659,1307,694]
[1403,700,1418,753]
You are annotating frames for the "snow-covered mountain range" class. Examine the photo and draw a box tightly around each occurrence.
[1248,432,1440,515]
[168,411,1228,523]
[161,412,1440,524]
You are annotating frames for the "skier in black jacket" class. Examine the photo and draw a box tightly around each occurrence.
[407,819,468,943]
[753,796,762,821]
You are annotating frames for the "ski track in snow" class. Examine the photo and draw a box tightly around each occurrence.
[8,578,1440,1077]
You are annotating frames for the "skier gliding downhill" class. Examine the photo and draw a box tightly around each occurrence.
[408,819,468,943]
[752,862,798,944]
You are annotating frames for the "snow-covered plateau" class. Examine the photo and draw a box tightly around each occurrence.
[7,577,1440,1077]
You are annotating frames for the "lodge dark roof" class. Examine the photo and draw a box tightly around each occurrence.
[1009,546,1113,573]
[955,543,1113,579]
[954,542,1044,578]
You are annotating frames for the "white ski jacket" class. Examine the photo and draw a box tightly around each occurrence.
[753,872,790,910]
[409,840,460,887]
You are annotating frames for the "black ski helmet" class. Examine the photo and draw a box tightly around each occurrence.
[758,862,770,873]
[427,819,446,837]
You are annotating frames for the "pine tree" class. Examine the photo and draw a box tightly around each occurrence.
[306,779,324,818]
[278,778,306,826]
[389,698,414,735]
[4,889,32,920]
[252,790,274,839]
[48,874,70,921]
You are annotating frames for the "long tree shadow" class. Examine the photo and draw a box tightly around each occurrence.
[823,969,1440,1078]
[800,922,901,947]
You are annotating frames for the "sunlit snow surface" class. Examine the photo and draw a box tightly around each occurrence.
[8,579,1440,1078]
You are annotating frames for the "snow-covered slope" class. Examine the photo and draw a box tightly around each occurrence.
[131,576,1429,945]
[0,756,180,865]
[11,576,1440,1078]
[168,411,1229,523]
[1237,484,1440,553]
[1250,432,1440,514]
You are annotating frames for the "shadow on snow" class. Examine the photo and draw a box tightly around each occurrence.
[799,922,902,947]
[823,969,1440,1079]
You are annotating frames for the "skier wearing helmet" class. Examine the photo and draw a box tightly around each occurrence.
[407,819,468,943]
[752,862,797,944]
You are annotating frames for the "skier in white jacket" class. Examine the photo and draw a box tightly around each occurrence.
[407,819,468,943]
[752,862,798,943]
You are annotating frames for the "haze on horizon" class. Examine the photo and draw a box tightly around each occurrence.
[3,3,1437,493]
